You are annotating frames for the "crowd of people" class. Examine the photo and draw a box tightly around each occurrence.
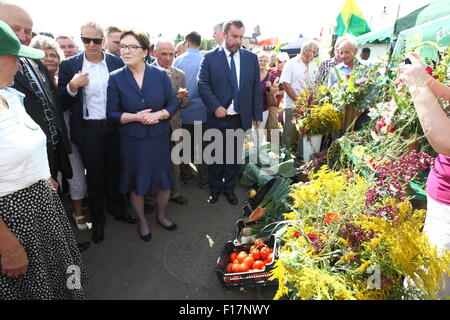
[0,0,448,300]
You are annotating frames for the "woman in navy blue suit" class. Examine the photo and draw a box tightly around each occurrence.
[107,30,178,241]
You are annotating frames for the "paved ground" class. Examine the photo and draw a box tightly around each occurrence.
[66,180,277,300]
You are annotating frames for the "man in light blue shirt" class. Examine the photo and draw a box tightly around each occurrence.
[328,38,373,131]
[328,38,361,89]
[173,31,209,189]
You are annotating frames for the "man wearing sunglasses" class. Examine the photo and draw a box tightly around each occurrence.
[58,21,137,245]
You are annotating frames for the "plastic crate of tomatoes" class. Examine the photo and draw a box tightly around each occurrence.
[215,236,278,288]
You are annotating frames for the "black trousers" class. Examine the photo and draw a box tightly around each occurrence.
[180,122,209,185]
[208,115,244,194]
[77,125,125,228]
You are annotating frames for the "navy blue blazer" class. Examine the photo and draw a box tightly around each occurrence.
[57,52,124,146]
[106,64,178,139]
[197,46,262,131]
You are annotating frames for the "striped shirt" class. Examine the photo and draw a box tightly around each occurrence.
[0,88,50,197]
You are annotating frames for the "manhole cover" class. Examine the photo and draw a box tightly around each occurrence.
[163,229,233,288]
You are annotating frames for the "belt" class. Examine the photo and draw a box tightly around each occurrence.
[226,113,240,118]
[83,119,114,128]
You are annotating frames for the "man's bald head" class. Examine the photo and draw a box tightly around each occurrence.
[0,2,34,45]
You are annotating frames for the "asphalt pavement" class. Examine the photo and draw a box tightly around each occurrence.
[65,179,277,300]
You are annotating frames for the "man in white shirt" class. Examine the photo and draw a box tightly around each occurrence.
[280,40,319,160]
[57,21,136,244]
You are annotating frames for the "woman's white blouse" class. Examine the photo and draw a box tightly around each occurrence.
[0,88,50,197]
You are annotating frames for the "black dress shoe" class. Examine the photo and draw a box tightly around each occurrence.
[114,212,137,224]
[157,220,177,231]
[140,232,152,242]
[224,192,238,205]
[207,192,220,204]
[198,181,209,189]
[92,227,104,243]
[77,241,91,252]
[170,195,188,205]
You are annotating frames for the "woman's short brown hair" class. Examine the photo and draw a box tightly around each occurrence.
[120,30,150,58]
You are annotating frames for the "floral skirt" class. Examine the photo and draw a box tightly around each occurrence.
[0,180,88,300]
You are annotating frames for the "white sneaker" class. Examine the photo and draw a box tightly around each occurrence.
[72,213,89,231]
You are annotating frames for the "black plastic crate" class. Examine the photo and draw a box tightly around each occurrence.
[215,235,278,288]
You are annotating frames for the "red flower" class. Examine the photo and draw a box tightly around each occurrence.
[307,233,317,240]
[386,124,396,133]
[425,67,433,76]
[376,119,386,128]
[294,232,301,238]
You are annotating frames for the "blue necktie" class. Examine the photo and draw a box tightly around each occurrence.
[230,52,240,113]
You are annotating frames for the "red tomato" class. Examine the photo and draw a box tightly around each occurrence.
[266,253,273,264]
[250,245,256,252]
[254,238,265,247]
[250,248,260,260]
[260,246,270,260]
[233,259,239,265]
[229,252,238,262]
[243,256,255,268]
[253,260,265,269]
[237,251,248,264]
[232,263,243,273]
[226,263,233,273]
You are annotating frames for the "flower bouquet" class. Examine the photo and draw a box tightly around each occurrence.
[292,85,341,160]
[330,63,380,132]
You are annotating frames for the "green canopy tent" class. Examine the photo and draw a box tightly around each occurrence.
[356,26,394,45]
[392,14,450,62]
[355,4,430,47]
[416,0,450,25]
[393,4,430,36]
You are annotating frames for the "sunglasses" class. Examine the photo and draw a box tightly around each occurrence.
[81,36,103,45]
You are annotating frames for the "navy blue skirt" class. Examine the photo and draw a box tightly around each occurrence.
[119,133,175,195]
